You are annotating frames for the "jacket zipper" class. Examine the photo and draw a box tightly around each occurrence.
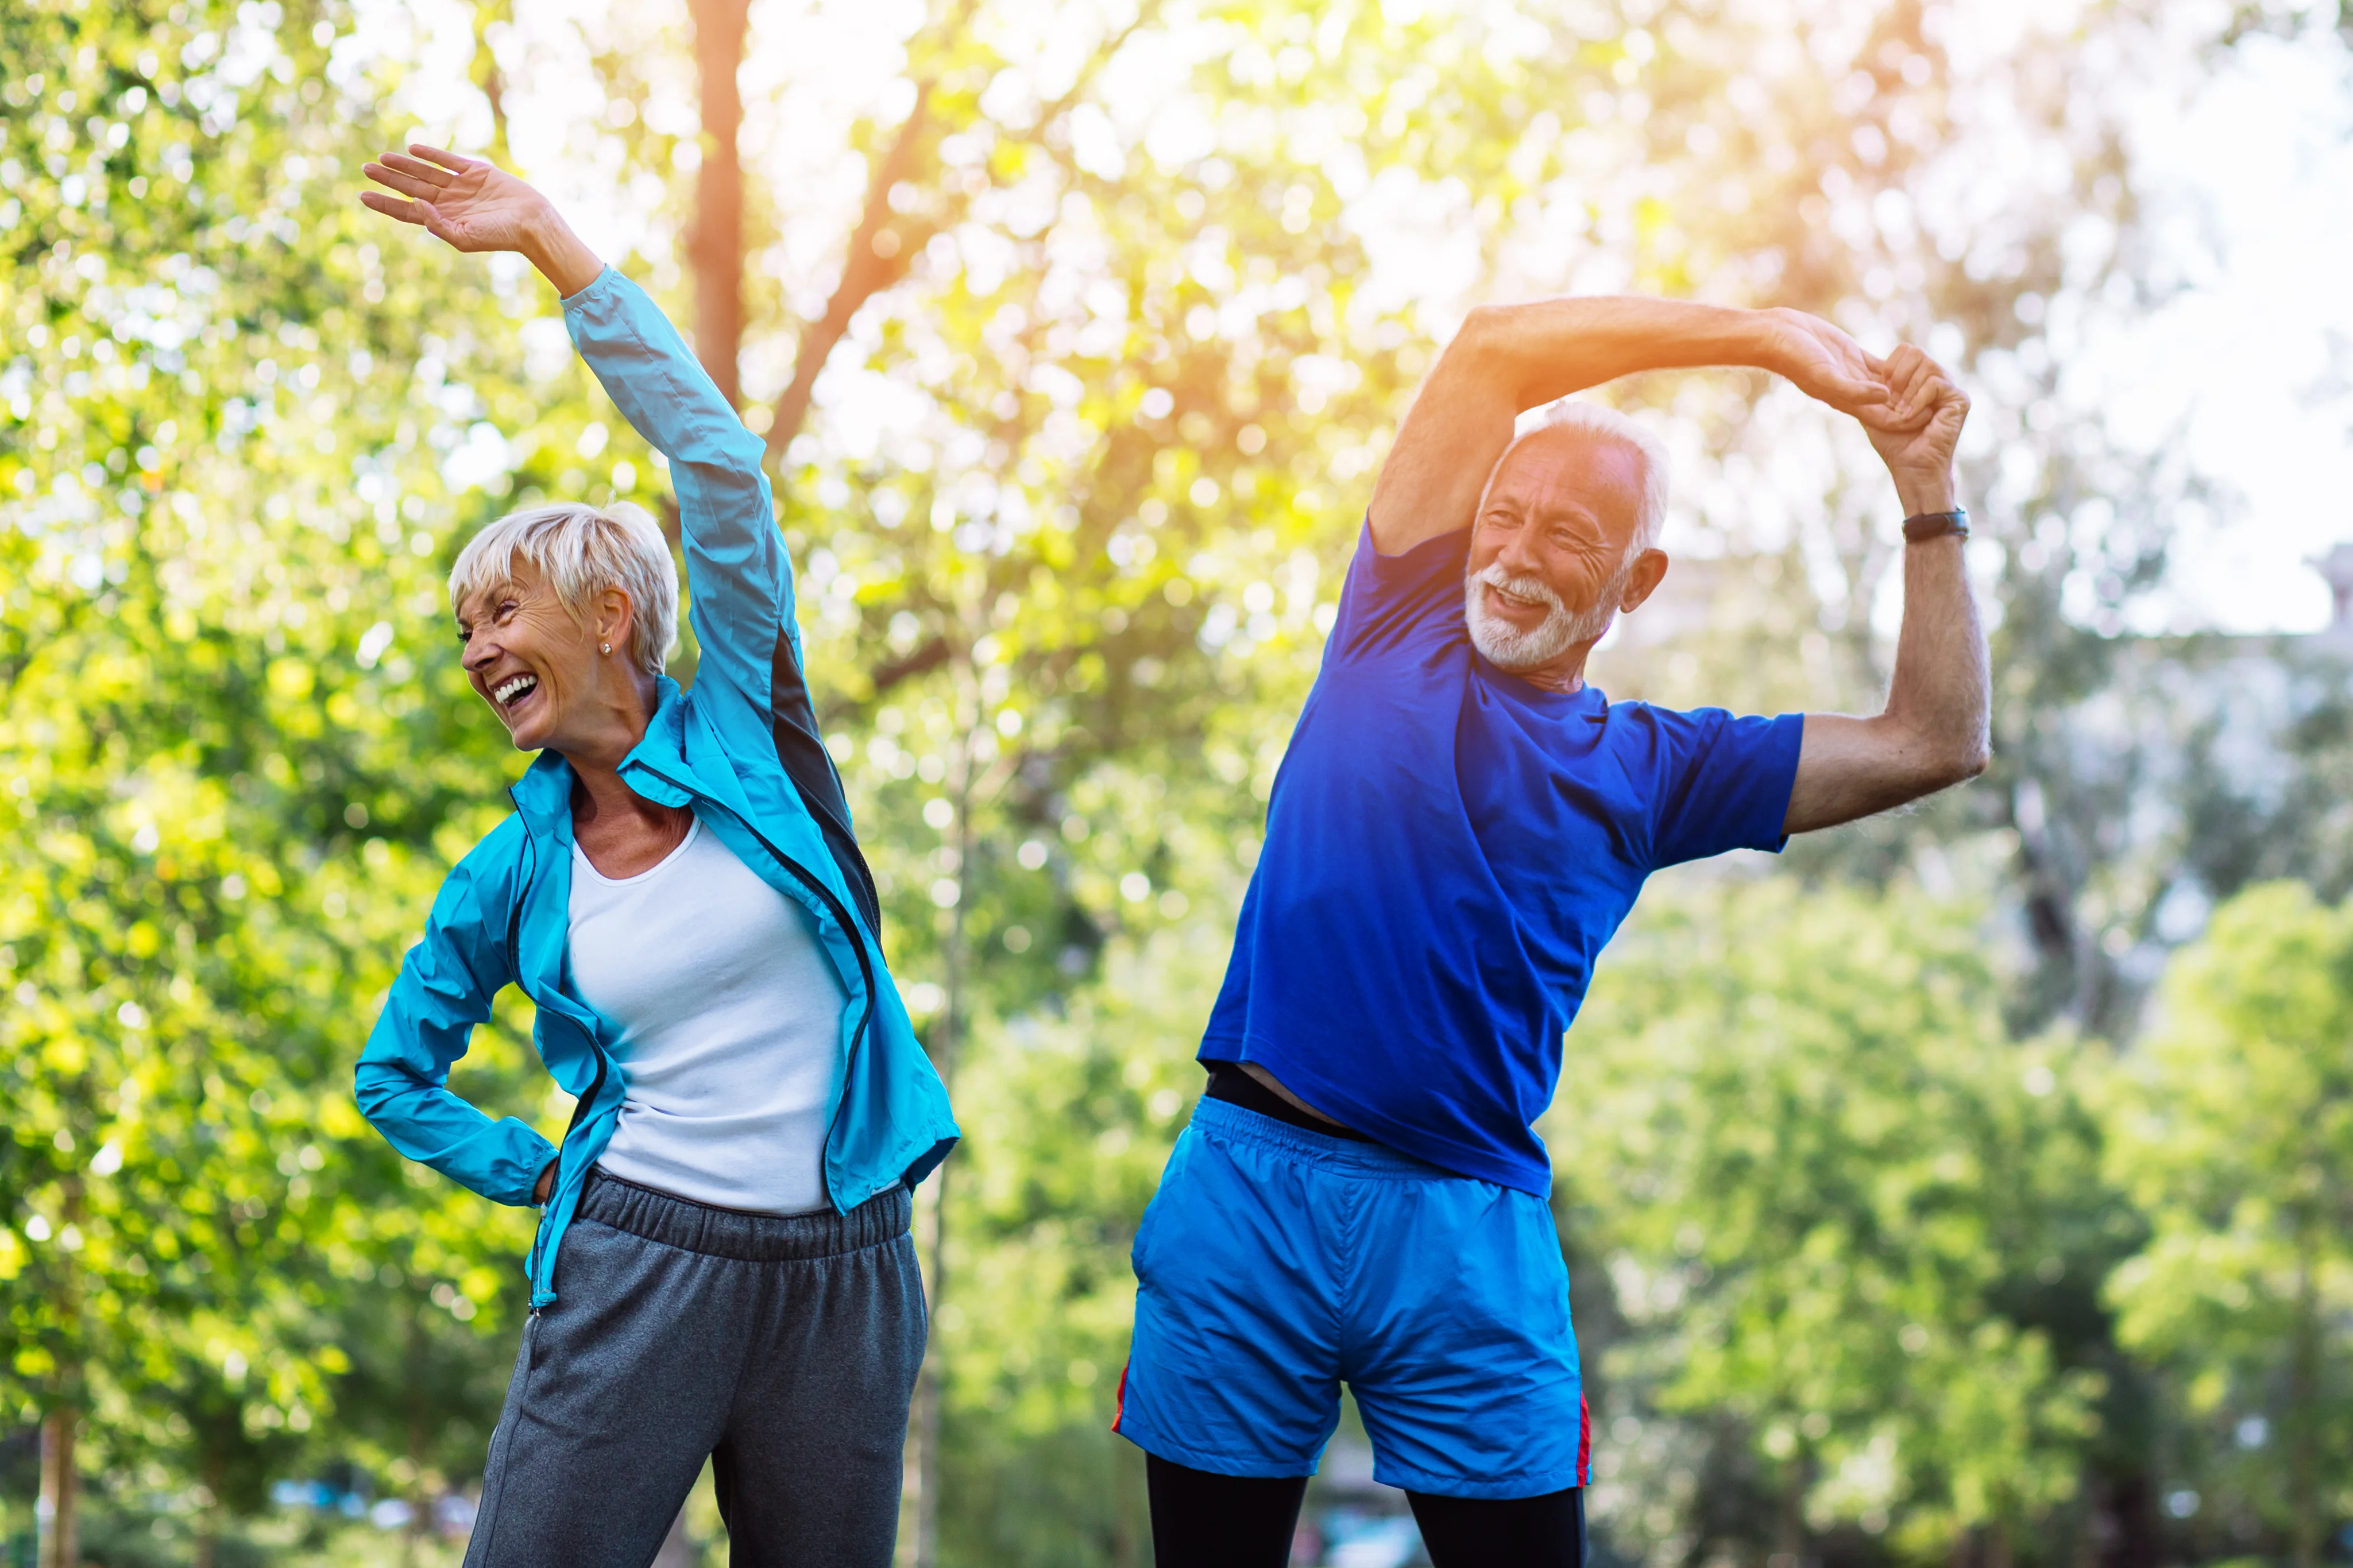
[508,799,615,1156]
[508,809,611,1296]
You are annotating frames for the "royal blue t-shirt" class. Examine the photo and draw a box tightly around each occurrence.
[1199,522,1805,1194]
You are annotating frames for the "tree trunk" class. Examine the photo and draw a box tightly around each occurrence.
[911,646,983,1568]
[1112,1439,1147,1568]
[470,0,514,161]
[194,1442,227,1568]
[404,1303,428,1568]
[758,0,1152,473]
[1771,1451,1806,1568]
[911,1155,951,1568]
[685,0,751,406]
[759,88,929,467]
[40,1176,83,1568]
[38,1406,76,1568]
[2288,1234,2321,1568]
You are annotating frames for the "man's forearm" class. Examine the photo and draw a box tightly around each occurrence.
[1783,527,1988,834]
[1369,298,1791,552]
[1458,296,1782,412]
[1882,530,1989,779]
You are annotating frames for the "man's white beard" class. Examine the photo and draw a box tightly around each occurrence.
[1464,560,1628,671]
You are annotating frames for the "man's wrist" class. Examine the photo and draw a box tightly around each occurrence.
[1752,307,1838,379]
[1744,308,1798,375]
[1893,470,1960,517]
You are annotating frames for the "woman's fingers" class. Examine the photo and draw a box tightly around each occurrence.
[363,161,447,203]
[378,151,455,187]
[409,144,481,175]
[360,189,436,228]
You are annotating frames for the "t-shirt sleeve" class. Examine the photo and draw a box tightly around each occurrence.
[1324,518,1472,664]
[1641,706,1806,867]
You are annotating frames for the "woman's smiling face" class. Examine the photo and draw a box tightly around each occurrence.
[453,557,605,753]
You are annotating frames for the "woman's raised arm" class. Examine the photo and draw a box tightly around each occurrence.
[360,147,812,779]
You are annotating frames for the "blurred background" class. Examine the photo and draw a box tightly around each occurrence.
[5,0,2353,1562]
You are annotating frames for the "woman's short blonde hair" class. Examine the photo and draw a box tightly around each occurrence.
[447,501,679,677]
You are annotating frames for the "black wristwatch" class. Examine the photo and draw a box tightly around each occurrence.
[1902,508,1969,543]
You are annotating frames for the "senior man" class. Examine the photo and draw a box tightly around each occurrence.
[1115,297,1985,1566]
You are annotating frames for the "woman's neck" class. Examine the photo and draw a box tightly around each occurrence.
[554,668,666,819]
[561,675,692,874]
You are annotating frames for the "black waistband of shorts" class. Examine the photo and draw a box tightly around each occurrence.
[1204,1062,1379,1144]
[578,1168,910,1262]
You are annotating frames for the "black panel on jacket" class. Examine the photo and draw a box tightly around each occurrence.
[769,632,883,938]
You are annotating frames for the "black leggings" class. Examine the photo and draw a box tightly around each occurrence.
[1146,1454,1585,1568]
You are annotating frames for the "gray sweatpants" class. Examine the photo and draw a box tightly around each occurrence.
[463,1170,926,1568]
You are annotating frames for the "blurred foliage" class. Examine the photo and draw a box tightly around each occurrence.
[2103,882,2353,1565]
[1560,881,2122,1561]
[4,0,2353,1563]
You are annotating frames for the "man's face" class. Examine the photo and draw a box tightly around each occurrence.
[1463,429,1655,672]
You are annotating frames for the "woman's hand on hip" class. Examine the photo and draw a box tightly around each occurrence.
[360,145,604,297]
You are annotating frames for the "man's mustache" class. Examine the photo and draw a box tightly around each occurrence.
[1470,564,1564,614]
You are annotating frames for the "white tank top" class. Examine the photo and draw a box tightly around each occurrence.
[566,814,846,1214]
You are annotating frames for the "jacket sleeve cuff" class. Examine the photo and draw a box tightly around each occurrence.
[559,264,627,326]
[483,1118,562,1207]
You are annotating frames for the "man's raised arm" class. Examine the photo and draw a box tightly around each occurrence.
[1784,345,1990,833]
[1366,298,1900,556]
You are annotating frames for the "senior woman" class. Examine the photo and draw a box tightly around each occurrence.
[350,145,956,1567]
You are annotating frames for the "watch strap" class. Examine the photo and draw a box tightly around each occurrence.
[1902,508,1969,543]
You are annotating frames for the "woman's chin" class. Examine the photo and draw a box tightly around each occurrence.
[500,713,551,753]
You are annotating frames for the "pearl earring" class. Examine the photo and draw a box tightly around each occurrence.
[601,642,612,654]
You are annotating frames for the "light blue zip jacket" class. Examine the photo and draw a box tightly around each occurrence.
[354,267,957,1307]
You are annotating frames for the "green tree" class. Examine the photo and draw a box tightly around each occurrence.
[1556,880,2114,1566]
[2104,881,2353,1568]
[0,0,602,1557]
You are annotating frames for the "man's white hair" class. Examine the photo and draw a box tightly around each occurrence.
[447,501,679,677]
[1492,399,1671,555]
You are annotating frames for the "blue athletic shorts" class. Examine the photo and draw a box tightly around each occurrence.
[1117,1097,1590,1499]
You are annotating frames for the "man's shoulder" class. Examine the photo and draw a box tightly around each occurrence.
[1587,701,1805,802]
[1326,521,1472,666]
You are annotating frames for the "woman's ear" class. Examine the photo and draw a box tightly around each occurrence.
[597,586,635,660]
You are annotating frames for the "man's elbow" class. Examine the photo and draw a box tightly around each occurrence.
[1438,304,1514,380]
[1930,736,1992,791]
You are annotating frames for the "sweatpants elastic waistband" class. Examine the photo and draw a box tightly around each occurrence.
[579,1168,911,1261]
[1188,1095,1459,1182]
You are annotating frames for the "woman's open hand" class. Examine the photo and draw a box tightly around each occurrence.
[361,145,603,296]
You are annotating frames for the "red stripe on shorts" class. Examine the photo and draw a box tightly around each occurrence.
[1112,1361,1129,1434]
[1578,1392,1592,1486]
